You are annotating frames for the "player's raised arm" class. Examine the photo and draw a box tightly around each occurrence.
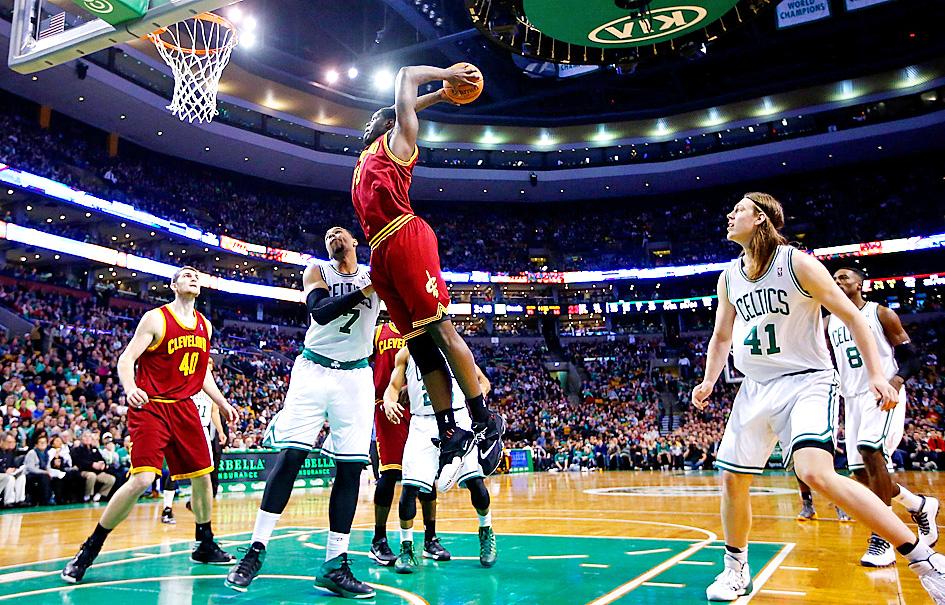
[877,305,918,391]
[382,348,410,423]
[389,64,478,159]
[792,251,898,408]
[304,263,373,326]
[117,309,163,408]
[692,271,736,409]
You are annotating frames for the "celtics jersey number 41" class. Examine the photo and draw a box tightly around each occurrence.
[725,246,832,383]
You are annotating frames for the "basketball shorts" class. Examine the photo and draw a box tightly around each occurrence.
[129,398,212,481]
[263,356,374,464]
[375,400,410,471]
[370,216,451,340]
[846,386,906,471]
[716,369,840,475]
[403,407,482,493]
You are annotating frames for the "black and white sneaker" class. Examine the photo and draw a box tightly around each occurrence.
[474,410,507,476]
[435,427,475,492]
[315,554,375,599]
[225,542,266,592]
[161,507,176,525]
[369,537,397,566]
[914,496,941,548]
[61,539,101,584]
[423,537,452,561]
[191,540,236,565]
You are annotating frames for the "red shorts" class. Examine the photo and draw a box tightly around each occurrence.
[370,216,451,340]
[375,401,410,471]
[128,398,212,481]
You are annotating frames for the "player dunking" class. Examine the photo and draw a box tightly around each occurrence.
[369,321,447,565]
[828,267,938,567]
[226,227,380,599]
[353,64,505,491]
[692,194,945,602]
[61,266,238,583]
[382,347,496,573]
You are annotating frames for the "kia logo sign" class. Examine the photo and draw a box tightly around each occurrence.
[588,6,708,44]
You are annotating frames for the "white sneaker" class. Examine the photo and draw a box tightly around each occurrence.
[914,496,940,548]
[860,534,896,567]
[706,553,752,601]
[910,552,945,604]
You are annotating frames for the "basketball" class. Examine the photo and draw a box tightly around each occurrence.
[442,62,483,105]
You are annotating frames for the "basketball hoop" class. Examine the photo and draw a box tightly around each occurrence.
[148,12,238,124]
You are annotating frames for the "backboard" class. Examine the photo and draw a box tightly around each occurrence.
[7,0,239,73]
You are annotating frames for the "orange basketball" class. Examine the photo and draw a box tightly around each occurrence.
[442,63,483,105]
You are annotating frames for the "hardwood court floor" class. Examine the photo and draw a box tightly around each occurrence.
[1,470,941,604]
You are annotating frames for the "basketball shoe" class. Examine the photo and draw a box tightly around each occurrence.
[909,552,945,604]
[836,506,853,523]
[161,507,176,524]
[479,527,497,568]
[861,534,895,567]
[706,552,752,601]
[797,501,816,521]
[474,410,507,476]
[394,541,419,574]
[191,540,235,565]
[914,496,941,547]
[61,538,101,584]
[369,537,397,566]
[423,536,451,561]
[316,553,375,599]
[225,542,266,592]
[435,428,475,492]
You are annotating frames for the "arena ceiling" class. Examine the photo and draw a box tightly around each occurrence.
[222,0,945,124]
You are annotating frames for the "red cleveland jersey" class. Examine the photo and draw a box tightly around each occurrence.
[135,305,211,403]
[373,322,407,402]
[351,131,418,244]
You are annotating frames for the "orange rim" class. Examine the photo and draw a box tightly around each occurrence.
[149,12,238,57]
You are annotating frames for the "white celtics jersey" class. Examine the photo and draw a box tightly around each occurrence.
[405,356,464,417]
[827,302,897,398]
[192,390,213,428]
[726,245,832,382]
[304,260,380,362]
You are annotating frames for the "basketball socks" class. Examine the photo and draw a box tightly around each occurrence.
[800,491,813,505]
[725,544,748,564]
[478,511,492,528]
[466,394,488,424]
[401,527,414,544]
[894,485,924,512]
[434,408,457,434]
[89,523,111,548]
[424,520,436,542]
[195,522,213,544]
[326,531,349,562]
[163,490,175,509]
[251,510,281,547]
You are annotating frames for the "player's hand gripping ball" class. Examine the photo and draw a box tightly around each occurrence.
[442,63,483,105]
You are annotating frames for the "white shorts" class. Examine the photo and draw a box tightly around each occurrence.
[716,369,840,475]
[846,387,906,471]
[263,356,374,464]
[402,408,483,493]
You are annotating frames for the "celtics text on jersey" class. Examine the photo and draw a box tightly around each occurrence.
[726,246,833,382]
[304,260,381,362]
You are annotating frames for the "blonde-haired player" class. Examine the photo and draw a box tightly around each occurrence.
[692,192,945,602]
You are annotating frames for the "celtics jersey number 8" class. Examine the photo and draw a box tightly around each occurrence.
[304,260,381,362]
[405,355,464,417]
[827,302,897,398]
[726,246,832,382]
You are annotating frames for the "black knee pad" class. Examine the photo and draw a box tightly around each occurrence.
[399,485,420,520]
[334,460,363,484]
[374,470,401,507]
[466,478,490,511]
[407,333,448,376]
[417,489,437,503]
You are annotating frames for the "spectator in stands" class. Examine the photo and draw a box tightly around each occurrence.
[24,433,55,505]
[0,432,25,507]
[71,430,115,502]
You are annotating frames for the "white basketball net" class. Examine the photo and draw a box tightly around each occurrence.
[149,14,238,124]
